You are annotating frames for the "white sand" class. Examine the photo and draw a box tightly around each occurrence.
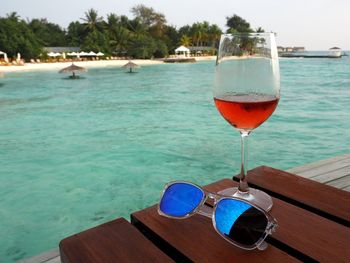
[0,59,163,73]
[194,56,216,61]
[0,56,217,73]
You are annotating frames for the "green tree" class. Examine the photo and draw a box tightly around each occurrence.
[178,22,220,48]
[0,8,263,59]
[81,30,109,52]
[28,18,67,46]
[225,14,256,54]
[0,13,42,60]
[106,13,119,35]
[66,21,86,46]
[180,35,191,47]
[106,13,119,50]
[149,12,167,39]
[131,4,167,39]
[128,34,156,58]
[131,4,166,28]
[106,13,131,55]
[81,8,104,32]
[226,14,253,33]
[163,25,180,54]
[120,15,131,29]
[191,23,203,46]
[256,27,265,33]
[6,12,20,21]
[178,25,191,38]
[131,4,155,27]
[129,17,148,36]
[79,9,110,52]
[208,24,222,48]
[153,40,168,58]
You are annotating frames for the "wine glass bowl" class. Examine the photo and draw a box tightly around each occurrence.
[214,33,280,211]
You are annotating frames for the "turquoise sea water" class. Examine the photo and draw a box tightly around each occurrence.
[0,57,349,262]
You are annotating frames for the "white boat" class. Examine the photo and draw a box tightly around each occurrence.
[328,47,342,58]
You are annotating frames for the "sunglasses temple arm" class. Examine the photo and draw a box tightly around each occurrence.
[197,204,214,218]
[256,220,277,250]
[257,241,268,250]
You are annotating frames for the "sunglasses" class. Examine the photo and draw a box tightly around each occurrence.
[158,181,277,250]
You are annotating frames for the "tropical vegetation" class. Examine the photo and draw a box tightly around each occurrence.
[0,6,262,60]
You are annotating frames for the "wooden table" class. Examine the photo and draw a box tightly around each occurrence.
[60,166,350,262]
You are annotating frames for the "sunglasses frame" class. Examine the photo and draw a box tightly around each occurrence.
[158,181,277,250]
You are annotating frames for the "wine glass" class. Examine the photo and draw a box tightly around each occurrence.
[213,32,280,211]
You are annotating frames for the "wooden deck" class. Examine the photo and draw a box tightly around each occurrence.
[21,154,350,262]
[19,249,60,263]
[288,154,350,191]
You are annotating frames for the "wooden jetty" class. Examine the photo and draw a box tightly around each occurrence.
[19,249,60,263]
[288,153,350,191]
[163,57,196,63]
[280,53,345,58]
[21,153,350,263]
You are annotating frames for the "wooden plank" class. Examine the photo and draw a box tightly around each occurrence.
[46,257,61,263]
[19,249,59,263]
[296,158,350,179]
[287,154,350,177]
[312,165,350,183]
[131,206,299,263]
[245,166,350,223]
[327,175,350,189]
[59,218,173,263]
[203,179,350,263]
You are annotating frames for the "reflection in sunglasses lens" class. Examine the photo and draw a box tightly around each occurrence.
[215,198,268,246]
[160,183,204,217]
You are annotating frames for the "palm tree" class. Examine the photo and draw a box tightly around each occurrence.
[6,12,20,22]
[190,23,201,47]
[128,17,147,36]
[208,24,222,48]
[201,21,210,46]
[106,13,119,38]
[191,22,209,47]
[180,35,191,47]
[256,27,265,33]
[106,13,119,52]
[81,8,104,32]
[107,14,131,55]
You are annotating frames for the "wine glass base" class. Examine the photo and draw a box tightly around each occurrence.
[217,187,273,212]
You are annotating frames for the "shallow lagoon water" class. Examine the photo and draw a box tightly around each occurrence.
[0,57,349,261]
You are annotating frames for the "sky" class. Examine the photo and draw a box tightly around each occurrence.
[2,0,350,50]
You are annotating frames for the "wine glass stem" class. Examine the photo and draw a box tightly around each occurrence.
[238,131,250,193]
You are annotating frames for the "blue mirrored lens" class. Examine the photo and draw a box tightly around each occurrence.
[215,198,268,246]
[160,183,204,217]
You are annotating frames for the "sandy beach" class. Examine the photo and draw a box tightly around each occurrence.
[0,56,216,73]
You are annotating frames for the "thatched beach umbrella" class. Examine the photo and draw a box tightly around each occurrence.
[59,63,87,78]
[122,60,140,73]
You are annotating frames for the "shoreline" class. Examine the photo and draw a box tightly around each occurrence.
[0,56,216,73]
